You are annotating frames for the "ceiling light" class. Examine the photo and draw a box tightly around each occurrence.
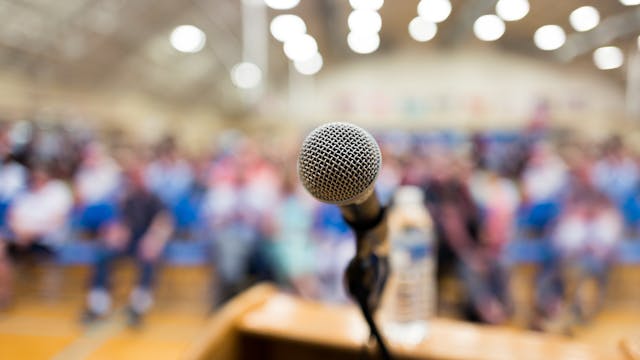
[264,0,300,10]
[593,46,624,70]
[620,0,640,6]
[347,31,380,54]
[534,25,566,51]
[417,0,452,24]
[348,9,382,33]
[270,15,306,42]
[569,6,600,32]
[408,17,438,42]
[473,15,505,41]
[495,0,529,21]
[170,25,206,53]
[283,34,318,62]
[231,62,262,89]
[294,53,323,75]
[349,0,384,11]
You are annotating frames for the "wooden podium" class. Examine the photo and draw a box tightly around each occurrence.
[183,283,622,360]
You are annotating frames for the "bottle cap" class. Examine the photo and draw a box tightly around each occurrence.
[393,185,424,206]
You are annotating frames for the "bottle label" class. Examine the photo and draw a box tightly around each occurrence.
[391,227,432,264]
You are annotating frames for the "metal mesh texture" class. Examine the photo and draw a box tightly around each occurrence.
[298,122,381,205]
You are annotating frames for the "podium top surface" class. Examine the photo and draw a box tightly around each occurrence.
[237,291,621,360]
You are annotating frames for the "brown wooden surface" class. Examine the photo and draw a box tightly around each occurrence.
[186,283,624,360]
[0,264,211,360]
[238,291,620,360]
[620,336,640,360]
[1,266,637,360]
[183,283,278,360]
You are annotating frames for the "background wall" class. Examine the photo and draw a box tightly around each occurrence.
[0,71,223,151]
[0,46,634,148]
[263,47,630,135]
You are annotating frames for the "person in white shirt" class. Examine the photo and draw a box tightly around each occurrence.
[0,163,72,308]
[0,123,27,228]
[537,187,623,332]
[0,157,25,308]
[521,143,568,204]
[0,161,26,209]
[73,142,121,235]
[520,143,568,235]
[8,163,73,248]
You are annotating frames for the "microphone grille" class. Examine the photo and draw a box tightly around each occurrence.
[298,122,381,205]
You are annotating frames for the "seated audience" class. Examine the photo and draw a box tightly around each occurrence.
[84,154,173,326]
[592,136,639,208]
[423,153,508,324]
[537,173,623,332]
[145,137,194,211]
[0,162,73,308]
[264,172,319,298]
[73,141,121,236]
[0,118,637,333]
[203,140,278,307]
[312,203,354,303]
[520,142,568,235]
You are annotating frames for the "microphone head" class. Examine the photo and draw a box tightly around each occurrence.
[298,122,382,206]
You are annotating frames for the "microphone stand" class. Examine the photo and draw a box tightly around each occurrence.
[346,253,392,360]
[343,208,393,360]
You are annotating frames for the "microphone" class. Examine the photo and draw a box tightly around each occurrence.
[297,122,388,258]
[298,122,392,359]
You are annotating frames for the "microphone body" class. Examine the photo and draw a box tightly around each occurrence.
[298,122,394,359]
[340,192,389,259]
[298,122,389,310]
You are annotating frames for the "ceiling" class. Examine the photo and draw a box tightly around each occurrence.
[0,0,638,110]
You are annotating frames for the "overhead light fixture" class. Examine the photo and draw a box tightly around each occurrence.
[495,0,529,22]
[231,62,262,89]
[417,0,452,24]
[348,9,382,33]
[264,0,300,10]
[473,14,505,41]
[534,25,566,51]
[347,31,380,54]
[170,25,206,53]
[294,52,323,75]
[270,15,306,42]
[620,0,640,6]
[408,17,438,42]
[569,6,600,32]
[283,33,318,62]
[349,0,384,11]
[593,46,624,70]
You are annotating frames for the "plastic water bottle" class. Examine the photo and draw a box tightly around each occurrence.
[380,186,435,346]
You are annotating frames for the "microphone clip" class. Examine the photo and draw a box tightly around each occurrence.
[345,251,389,315]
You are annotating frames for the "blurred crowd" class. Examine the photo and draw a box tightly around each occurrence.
[382,130,633,332]
[0,120,638,332]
